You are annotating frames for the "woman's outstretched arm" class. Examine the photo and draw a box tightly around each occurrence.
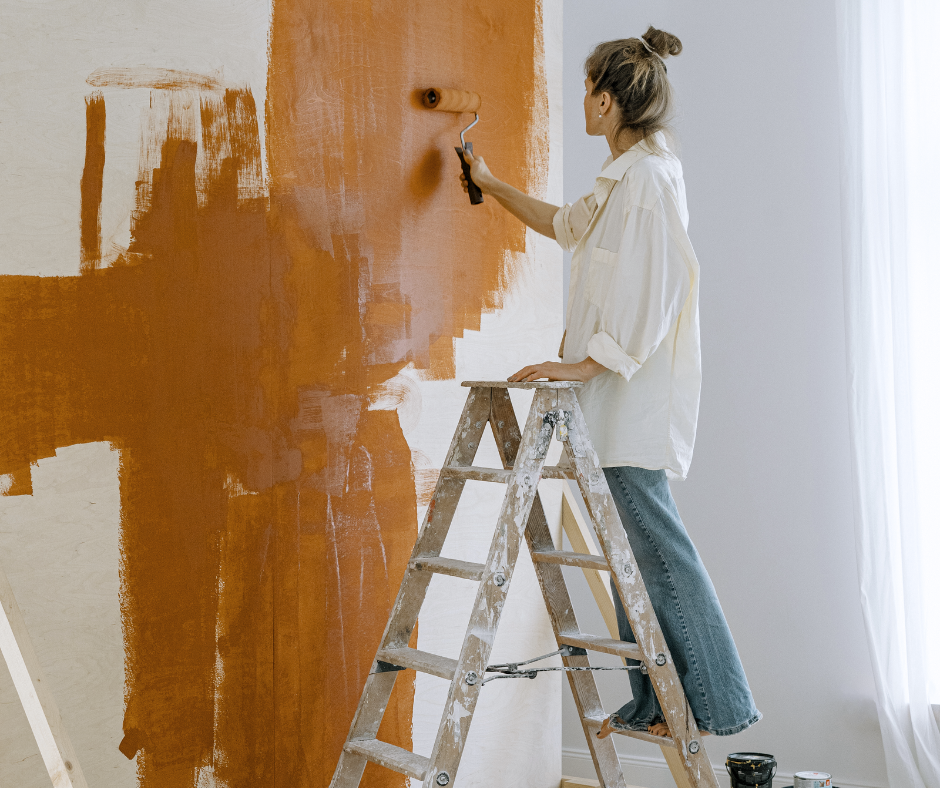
[459,148,558,239]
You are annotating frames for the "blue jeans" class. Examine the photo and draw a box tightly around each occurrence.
[604,466,761,736]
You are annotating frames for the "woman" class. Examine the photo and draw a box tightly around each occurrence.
[459,27,761,739]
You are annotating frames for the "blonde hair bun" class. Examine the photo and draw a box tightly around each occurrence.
[642,26,682,58]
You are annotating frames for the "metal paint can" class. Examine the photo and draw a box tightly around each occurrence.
[726,752,777,788]
[794,772,832,788]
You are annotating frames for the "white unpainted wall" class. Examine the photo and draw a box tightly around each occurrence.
[559,2,888,787]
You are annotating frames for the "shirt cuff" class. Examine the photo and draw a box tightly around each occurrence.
[587,332,641,381]
[552,204,577,251]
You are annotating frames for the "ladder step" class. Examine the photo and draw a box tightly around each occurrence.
[532,549,609,572]
[582,716,676,748]
[540,465,576,480]
[559,634,642,661]
[440,465,575,483]
[441,465,511,483]
[344,739,430,780]
[375,647,458,680]
[410,556,485,581]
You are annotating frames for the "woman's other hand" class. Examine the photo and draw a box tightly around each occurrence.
[508,358,607,383]
[459,147,495,194]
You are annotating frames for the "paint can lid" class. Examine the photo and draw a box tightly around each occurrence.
[727,752,777,766]
[795,774,832,779]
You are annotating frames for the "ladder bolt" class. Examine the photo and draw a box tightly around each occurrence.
[495,573,506,586]
[475,421,482,427]
[469,441,476,448]
[436,772,450,785]
[465,671,478,685]
[689,740,700,754]
[623,564,633,576]
[655,653,666,666]
[498,421,505,428]
[504,441,511,449]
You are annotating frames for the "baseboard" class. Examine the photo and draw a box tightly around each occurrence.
[562,746,882,788]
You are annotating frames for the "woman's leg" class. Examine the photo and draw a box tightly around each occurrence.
[602,465,761,736]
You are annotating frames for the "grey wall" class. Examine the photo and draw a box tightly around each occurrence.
[559,2,888,786]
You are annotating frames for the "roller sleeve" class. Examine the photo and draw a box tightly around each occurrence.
[422,88,482,113]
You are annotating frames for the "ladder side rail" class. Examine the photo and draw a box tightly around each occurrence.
[422,388,554,788]
[330,387,492,788]
[558,389,719,788]
[490,387,627,788]
[561,485,695,788]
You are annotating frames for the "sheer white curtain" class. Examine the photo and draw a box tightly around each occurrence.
[836,1,940,786]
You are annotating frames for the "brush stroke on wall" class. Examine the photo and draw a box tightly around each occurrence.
[0,0,550,786]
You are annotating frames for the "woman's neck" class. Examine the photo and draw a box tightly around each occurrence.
[607,127,645,158]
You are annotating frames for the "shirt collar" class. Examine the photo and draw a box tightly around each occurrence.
[597,132,667,182]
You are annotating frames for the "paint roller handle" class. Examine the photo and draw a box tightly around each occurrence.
[456,143,484,205]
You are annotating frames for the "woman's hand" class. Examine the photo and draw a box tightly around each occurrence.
[459,147,496,195]
[455,149,559,238]
[508,358,607,383]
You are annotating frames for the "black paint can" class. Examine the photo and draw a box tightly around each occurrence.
[726,752,777,788]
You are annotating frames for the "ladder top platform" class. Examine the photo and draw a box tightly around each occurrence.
[461,380,584,389]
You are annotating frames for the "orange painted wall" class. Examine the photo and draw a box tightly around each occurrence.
[0,0,547,785]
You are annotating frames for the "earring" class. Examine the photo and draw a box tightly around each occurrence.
[598,113,602,118]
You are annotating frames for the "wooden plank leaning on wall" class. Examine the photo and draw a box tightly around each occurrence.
[0,562,88,788]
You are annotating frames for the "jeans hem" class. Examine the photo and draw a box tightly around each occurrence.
[701,709,763,736]
[611,709,762,737]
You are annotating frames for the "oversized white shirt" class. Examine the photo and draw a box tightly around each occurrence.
[553,136,701,479]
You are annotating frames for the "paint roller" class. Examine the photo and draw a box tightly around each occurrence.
[422,88,484,205]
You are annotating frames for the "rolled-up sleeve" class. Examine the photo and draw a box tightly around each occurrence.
[590,199,692,382]
[552,192,597,252]
[587,331,642,380]
[553,204,577,251]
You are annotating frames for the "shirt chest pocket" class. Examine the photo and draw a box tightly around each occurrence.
[586,246,618,307]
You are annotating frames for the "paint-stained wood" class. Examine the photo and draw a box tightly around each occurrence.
[541,465,578,480]
[424,388,557,787]
[461,381,585,389]
[343,740,429,781]
[440,466,512,483]
[332,381,716,788]
[557,634,642,661]
[375,648,458,681]
[490,387,628,788]
[561,485,695,788]
[408,557,485,581]
[559,388,718,788]
[329,389,491,788]
[531,549,611,572]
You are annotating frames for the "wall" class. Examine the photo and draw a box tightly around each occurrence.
[560,2,889,787]
[0,1,563,787]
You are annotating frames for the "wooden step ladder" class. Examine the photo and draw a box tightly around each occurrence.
[330,381,720,788]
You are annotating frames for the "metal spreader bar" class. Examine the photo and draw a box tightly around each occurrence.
[329,381,720,788]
